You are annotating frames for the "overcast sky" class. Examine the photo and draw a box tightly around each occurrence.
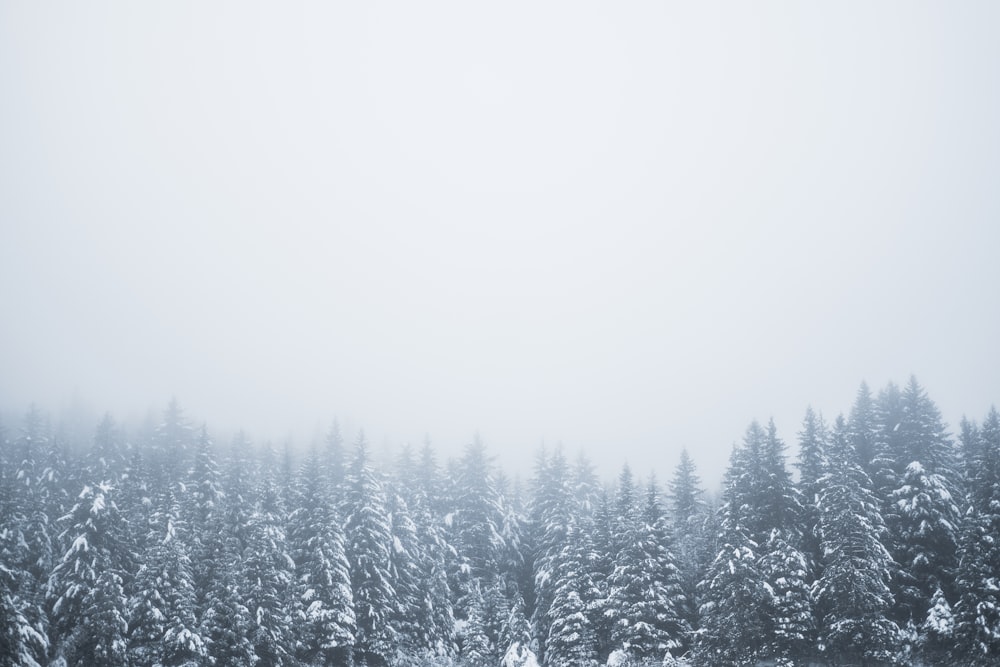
[2,1,998,487]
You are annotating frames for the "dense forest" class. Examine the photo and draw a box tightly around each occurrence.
[1,377,998,667]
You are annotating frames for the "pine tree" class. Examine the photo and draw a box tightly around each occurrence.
[289,446,356,667]
[400,443,456,660]
[590,489,616,663]
[812,416,899,666]
[528,446,575,663]
[48,481,128,666]
[325,420,348,502]
[242,445,295,667]
[127,489,205,667]
[723,421,802,548]
[462,583,495,667]
[452,436,508,588]
[545,521,599,667]
[847,381,878,475]
[344,432,397,667]
[387,488,427,660]
[198,538,256,666]
[697,422,803,667]
[11,406,54,666]
[668,448,706,644]
[88,413,125,484]
[875,378,961,634]
[0,415,47,667]
[694,533,767,667]
[952,407,1000,664]
[606,477,688,663]
[920,586,954,663]
[758,529,814,664]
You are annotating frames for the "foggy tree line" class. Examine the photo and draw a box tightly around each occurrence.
[1,377,998,667]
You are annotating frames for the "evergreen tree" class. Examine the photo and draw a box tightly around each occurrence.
[198,537,256,666]
[606,477,688,663]
[723,421,802,548]
[875,378,961,634]
[401,443,456,660]
[528,446,574,663]
[325,420,348,502]
[151,398,195,494]
[952,407,1000,664]
[344,433,397,667]
[242,445,295,666]
[545,521,599,667]
[187,425,225,627]
[12,406,54,665]
[812,416,899,666]
[127,489,205,667]
[452,436,508,587]
[289,446,356,667]
[88,413,126,484]
[387,488,428,660]
[795,407,828,583]
[48,481,128,666]
[694,533,767,667]
[920,586,954,664]
[590,489,616,662]
[461,583,495,666]
[758,529,814,664]
[847,381,878,475]
[668,448,706,643]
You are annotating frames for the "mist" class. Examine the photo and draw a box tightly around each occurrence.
[2,2,999,486]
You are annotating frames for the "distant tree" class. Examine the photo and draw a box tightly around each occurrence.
[795,407,828,582]
[669,448,706,643]
[847,381,879,475]
[150,398,194,493]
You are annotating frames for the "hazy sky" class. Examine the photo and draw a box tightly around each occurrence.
[2,2,999,487]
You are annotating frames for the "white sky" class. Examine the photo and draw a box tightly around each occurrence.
[2,1,999,487]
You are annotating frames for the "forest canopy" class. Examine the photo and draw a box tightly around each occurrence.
[1,377,998,667]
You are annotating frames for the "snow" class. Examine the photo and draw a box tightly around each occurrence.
[607,648,629,667]
[501,642,539,667]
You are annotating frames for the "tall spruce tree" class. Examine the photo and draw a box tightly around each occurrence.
[48,481,128,666]
[242,445,295,666]
[812,416,899,666]
[127,489,205,667]
[668,448,706,644]
[344,433,397,667]
[288,446,356,667]
[606,477,688,664]
[545,520,600,667]
[952,407,1000,664]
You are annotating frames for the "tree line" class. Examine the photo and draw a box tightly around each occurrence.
[1,376,998,666]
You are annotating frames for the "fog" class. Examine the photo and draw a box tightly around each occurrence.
[2,2,999,486]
